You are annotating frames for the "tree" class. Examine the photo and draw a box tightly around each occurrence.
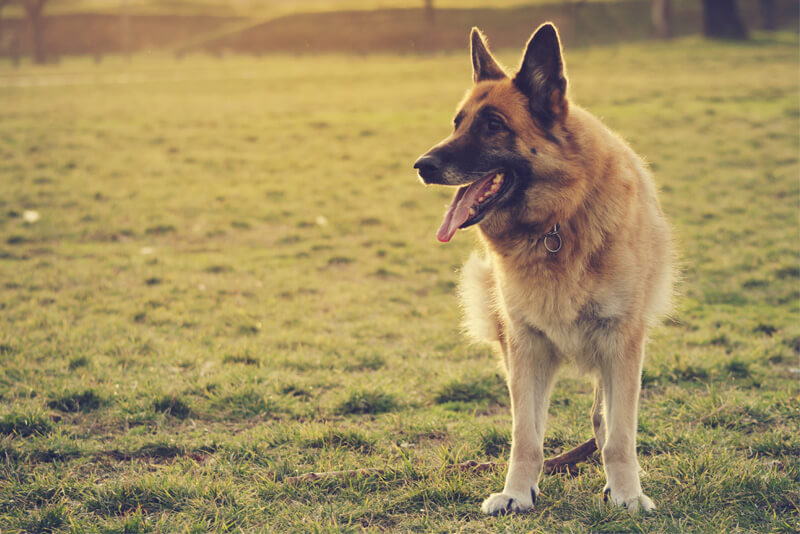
[651,0,672,39]
[120,0,131,60]
[0,0,11,45]
[23,0,50,64]
[702,0,747,40]
[424,0,434,25]
[759,0,777,30]
[23,0,49,63]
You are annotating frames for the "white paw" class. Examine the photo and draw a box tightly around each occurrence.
[480,488,537,515]
[603,486,656,513]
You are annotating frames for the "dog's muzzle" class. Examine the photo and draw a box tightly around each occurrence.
[413,154,443,184]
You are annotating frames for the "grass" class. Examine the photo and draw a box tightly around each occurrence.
[47,389,104,413]
[337,390,399,415]
[0,31,798,532]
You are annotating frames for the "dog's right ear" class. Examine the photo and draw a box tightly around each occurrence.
[514,23,568,127]
[471,28,505,83]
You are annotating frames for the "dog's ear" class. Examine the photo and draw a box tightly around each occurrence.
[514,23,568,126]
[471,28,505,83]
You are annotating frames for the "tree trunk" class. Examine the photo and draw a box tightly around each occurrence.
[0,1,5,41]
[651,0,672,39]
[120,0,131,60]
[29,10,45,63]
[424,0,435,25]
[759,0,777,30]
[24,0,48,64]
[702,0,748,40]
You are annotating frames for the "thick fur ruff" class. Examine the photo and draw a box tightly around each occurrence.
[459,252,499,343]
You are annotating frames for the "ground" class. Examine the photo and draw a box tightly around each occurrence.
[0,33,798,532]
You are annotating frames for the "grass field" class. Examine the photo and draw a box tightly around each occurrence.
[0,32,798,532]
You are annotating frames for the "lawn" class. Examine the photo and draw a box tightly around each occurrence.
[0,32,798,532]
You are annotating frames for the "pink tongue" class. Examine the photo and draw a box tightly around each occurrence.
[436,176,492,243]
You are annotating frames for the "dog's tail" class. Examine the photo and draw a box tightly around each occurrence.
[459,252,501,344]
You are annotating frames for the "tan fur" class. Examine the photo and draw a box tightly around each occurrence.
[425,24,675,514]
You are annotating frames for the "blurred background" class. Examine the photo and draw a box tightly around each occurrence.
[0,0,797,62]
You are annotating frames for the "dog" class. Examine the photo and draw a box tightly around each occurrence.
[413,23,673,514]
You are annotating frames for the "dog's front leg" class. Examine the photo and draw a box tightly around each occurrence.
[481,328,559,515]
[600,337,655,513]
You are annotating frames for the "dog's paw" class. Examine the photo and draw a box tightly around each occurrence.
[603,487,656,513]
[480,488,537,515]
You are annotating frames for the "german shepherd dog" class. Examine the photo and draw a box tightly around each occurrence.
[414,23,672,514]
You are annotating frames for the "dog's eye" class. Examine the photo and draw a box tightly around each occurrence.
[453,112,465,130]
[486,117,505,133]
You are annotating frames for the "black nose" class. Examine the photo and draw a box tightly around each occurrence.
[413,154,442,183]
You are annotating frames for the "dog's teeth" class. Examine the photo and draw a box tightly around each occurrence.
[469,208,476,216]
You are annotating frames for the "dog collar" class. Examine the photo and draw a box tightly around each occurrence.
[530,223,563,253]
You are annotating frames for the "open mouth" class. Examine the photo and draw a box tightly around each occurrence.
[437,171,509,242]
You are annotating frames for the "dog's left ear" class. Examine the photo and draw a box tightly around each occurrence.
[471,28,505,83]
[514,23,568,126]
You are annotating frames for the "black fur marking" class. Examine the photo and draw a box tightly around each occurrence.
[563,126,577,149]
[453,110,466,130]
[479,105,504,116]
[578,299,603,320]
[529,147,537,154]
[477,105,509,128]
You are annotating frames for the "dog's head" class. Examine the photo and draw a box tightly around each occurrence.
[415,23,577,243]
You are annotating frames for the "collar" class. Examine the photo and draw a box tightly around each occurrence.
[529,223,562,253]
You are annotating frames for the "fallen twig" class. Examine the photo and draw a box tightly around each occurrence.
[544,437,598,475]
[284,437,598,484]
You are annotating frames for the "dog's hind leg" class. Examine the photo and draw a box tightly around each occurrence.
[591,378,606,452]
[481,327,560,515]
[600,340,655,513]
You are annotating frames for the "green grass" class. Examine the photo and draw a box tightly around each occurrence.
[0,32,798,532]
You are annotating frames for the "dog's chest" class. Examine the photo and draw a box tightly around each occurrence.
[499,269,623,362]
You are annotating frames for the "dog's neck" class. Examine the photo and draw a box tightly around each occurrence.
[478,108,635,274]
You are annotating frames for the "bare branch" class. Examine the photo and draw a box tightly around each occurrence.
[544,437,598,474]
